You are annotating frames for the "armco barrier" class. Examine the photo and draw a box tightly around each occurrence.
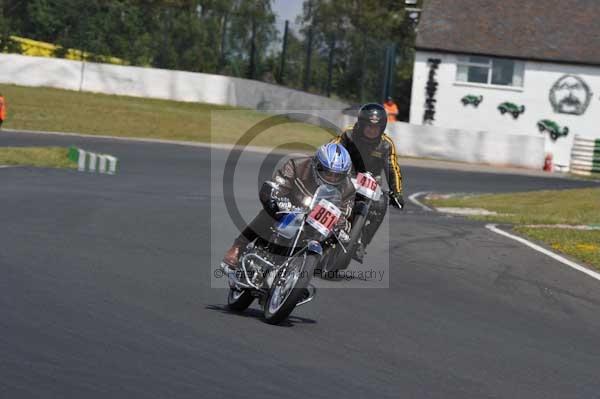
[387,121,545,169]
[570,136,600,176]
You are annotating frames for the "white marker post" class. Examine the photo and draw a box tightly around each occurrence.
[105,155,118,175]
[98,155,107,174]
[88,153,97,172]
[78,149,87,171]
[70,147,117,175]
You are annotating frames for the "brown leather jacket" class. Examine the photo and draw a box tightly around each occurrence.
[261,156,355,221]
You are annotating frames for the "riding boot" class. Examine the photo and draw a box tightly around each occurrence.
[222,236,250,269]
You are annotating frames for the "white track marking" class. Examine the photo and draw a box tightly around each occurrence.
[2,128,293,156]
[408,192,433,211]
[436,207,497,216]
[486,224,600,282]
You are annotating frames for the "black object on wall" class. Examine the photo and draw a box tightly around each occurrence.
[423,58,441,124]
[549,75,592,116]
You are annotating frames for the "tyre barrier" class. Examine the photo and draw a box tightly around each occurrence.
[570,136,600,176]
[67,146,118,174]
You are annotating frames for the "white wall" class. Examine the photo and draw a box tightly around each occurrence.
[0,53,349,127]
[410,50,600,170]
[388,121,545,169]
[0,53,83,91]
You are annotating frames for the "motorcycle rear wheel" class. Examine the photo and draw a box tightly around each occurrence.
[320,245,348,280]
[325,213,367,274]
[227,288,254,311]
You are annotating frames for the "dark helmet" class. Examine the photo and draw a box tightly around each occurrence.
[355,103,387,143]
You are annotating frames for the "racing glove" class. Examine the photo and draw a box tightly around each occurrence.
[275,197,292,212]
[265,196,291,216]
[389,192,405,210]
[335,216,351,234]
[333,217,351,243]
[260,181,292,217]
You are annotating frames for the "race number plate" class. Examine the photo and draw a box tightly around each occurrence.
[355,172,379,200]
[307,199,341,237]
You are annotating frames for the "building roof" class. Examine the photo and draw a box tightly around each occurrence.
[416,0,600,66]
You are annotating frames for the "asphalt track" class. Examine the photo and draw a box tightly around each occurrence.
[2,130,600,399]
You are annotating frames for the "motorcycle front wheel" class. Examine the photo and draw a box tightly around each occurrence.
[263,252,319,325]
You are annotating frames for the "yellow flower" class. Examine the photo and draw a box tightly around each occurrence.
[576,244,599,252]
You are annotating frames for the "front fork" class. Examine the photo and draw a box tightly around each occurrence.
[269,242,321,307]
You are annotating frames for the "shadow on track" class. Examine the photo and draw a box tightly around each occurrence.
[205,304,317,327]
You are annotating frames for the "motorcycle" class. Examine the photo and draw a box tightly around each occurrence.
[223,182,346,324]
[320,171,383,276]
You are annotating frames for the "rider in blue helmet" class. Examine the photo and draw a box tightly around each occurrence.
[222,143,355,269]
[314,142,352,185]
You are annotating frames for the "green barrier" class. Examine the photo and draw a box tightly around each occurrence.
[67,146,79,163]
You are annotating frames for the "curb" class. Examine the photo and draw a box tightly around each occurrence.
[67,146,118,174]
[571,135,600,176]
[408,192,433,211]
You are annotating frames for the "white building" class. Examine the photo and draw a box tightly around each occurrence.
[409,0,600,170]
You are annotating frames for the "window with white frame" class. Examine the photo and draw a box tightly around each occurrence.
[456,56,524,87]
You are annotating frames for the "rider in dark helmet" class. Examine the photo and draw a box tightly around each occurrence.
[331,103,404,262]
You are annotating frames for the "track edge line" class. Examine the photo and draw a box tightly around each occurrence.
[485,223,600,283]
[408,192,433,212]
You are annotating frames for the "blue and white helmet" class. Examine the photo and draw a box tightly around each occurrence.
[314,143,352,185]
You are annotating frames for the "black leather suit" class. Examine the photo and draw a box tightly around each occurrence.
[330,126,404,245]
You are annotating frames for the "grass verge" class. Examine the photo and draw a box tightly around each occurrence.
[514,227,600,269]
[427,188,600,225]
[0,146,76,169]
[426,188,600,270]
[0,83,334,149]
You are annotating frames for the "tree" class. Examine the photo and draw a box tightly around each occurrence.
[225,0,276,79]
[288,0,416,112]
[0,0,419,114]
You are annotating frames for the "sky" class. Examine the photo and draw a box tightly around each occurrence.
[272,0,304,35]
